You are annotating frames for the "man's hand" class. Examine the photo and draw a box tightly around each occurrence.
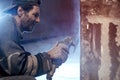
[47,41,69,66]
[46,37,75,80]
[47,37,74,66]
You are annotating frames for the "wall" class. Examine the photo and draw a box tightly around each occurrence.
[80,0,120,80]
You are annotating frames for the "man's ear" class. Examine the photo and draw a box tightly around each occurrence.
[17,6,24,17]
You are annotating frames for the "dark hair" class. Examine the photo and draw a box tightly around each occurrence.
[19,3,39,12]
[14,0,41,12]
[4,0,41,15]
[7,3,39,15]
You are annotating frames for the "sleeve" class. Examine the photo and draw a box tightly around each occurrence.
[6,50,52,77]
[35,52,52,76]
[0,38,52,76]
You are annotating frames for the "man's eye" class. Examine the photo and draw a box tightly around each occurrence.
[33,13,39,18]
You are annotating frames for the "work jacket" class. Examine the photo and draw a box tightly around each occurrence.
[0,14,52,77]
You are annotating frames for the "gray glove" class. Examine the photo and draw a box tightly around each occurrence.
[47,40,69,66]
[46,37,75,80]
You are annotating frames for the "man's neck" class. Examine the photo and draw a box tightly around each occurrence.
[14,15,23,32]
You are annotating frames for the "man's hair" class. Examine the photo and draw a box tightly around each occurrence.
[4,0,41,15]
[18,3,39,12]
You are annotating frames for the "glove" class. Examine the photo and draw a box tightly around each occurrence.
[46,37,75,80]
[46,42,69,80]
[47,42,69,66]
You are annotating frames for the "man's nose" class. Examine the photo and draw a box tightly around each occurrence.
[36,17,40,23]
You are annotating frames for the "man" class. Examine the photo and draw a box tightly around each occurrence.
[0,0,69,79]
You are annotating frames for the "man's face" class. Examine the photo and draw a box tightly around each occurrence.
[21,5,40,32]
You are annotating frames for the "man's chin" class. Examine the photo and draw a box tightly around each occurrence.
[23,27,34,32]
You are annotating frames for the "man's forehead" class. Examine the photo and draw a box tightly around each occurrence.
[31,6,40,14]
[33,6,40,11]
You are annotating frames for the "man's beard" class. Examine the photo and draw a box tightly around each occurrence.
[21,19,35,32]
